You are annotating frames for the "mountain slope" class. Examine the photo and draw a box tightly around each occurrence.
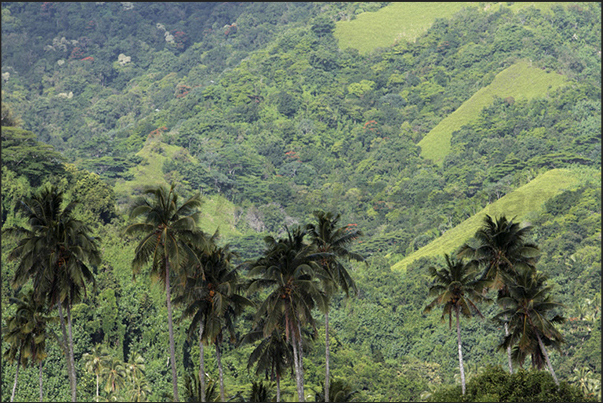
[334,2,562,55]
[418,60,569,165]
[390,167,598,272]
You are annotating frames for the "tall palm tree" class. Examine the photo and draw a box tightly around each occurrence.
[458,214,539,374]
[2,288,50,402]
[4,186,100,402]
[204,245,253,402]
[175,234,253,402]
[84,344,110,402]
[247,227,328,402]
[240,323,294,402]
[495,268,565,387]
[313,378,359,402]
[173,231,221,402]
[306,211,363,402]
[424,254,490,395]
[125,352,146,388]
[102,356,127,397]
[125,184,206,402]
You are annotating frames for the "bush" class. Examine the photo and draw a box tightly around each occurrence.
[428,365,596,402]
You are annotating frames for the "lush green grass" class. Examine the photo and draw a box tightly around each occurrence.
[418,60,569,165]
[334,2,471,54]
[390,167,600,273]
[334,3,561,55]
[113,138,242,239]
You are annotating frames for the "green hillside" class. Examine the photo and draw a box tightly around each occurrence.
[418,60,569,165]
[1,2,600,402]
[334,2,561,55]
[390,167,599,273]
[334,2,471,54]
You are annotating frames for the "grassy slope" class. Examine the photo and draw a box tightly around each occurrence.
[390,167,600,273]
[113,138,241,239]
[334,2,560,55]
[418,60,569,165]
[334,2,471,54]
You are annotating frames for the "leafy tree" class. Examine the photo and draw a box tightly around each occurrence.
[424,254,490,395]
[3,186,100,402]
[458,215,539,374]
[125,184,206,402]
[306,210,363,402]
[428,365,594,402]
[248,227,328,402]
[0,127,66,187]
[495,268,565,387]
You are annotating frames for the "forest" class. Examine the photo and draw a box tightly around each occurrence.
[1,2,601,402]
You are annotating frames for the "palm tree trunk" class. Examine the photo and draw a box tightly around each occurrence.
[287,307,304,402]
[199,320,206,402]
[67,305,77,402]
[535,332,560,387]
[455,307,466,395]
[165,261,180,402]
[58,303,76,402]
[297,320,305,402]
[95,373,99,402]
[291,335,304,402]
[276,373,281,403]
[215,342,225,402]
[504,319,513,374]
[325,311,330,403]
[39,360,44,402]
[11,349,21,402]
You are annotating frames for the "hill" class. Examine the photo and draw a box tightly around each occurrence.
[334,2,562,55]
[418,60,569,165]
[390,167,598,272]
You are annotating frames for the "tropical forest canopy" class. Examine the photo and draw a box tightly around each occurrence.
[1,2,600,402]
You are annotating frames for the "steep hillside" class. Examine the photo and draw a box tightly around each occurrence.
[334,2,471,54]
[1,2,600,402]
[391,167,599,272]
[418,60,569,165]
[334,2,563,54]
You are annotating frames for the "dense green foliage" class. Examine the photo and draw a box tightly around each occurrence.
[2,2,600,402]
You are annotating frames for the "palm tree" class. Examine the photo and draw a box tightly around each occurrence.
[4,186,100,402]
[313,378,358,402]
[126,376,152,403]
[102,356,127,397]
[240,323,294,402]
[175,234,253,402]
[424,254,490,395]
[247,226,328,402]
[458,214,539,374]
[125,184,206,402]
[203,245,253,402]
[125,352,146,387]
[306,211,363,402]
[2,288,50,402]
[83,344,110,402]
[173,231,221,402]
[495,268,565,387]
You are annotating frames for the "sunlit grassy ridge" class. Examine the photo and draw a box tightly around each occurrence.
[334,2,472,54]
[334,2,561,55]
[113,138,241,238]
[418,60,569,165]
[390,167,600,273]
